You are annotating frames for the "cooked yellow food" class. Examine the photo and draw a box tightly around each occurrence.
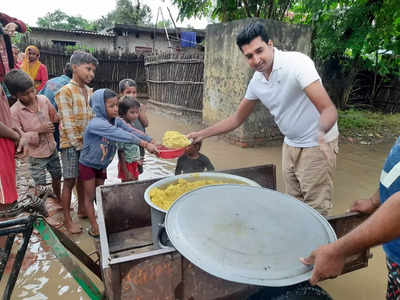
[162,131,191,149]
[150,177,244,211]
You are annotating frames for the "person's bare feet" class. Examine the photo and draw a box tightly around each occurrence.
[64,221,82,234]
[88,226,99,238]
[77,209,88,219]
[45,216,62,228]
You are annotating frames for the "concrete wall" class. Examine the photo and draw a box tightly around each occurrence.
[203,18,313,146]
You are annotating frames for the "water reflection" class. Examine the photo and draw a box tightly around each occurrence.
[1,154,176,300]
[105,153,175,185]
[1,129,394,299]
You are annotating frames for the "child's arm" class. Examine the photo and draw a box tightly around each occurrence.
[88,118,157,154]
[89,118,151,144]
[10,109,40,146]
[118,149,133,181]
[117,118,150,140]
[0,123,30,156]
[37,64,49,92]
[138,103,149,128]
[0,121,19,141]
[45,97,60,123]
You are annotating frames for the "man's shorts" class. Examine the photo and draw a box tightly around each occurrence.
[61,147,80,179]
[78,163,107,181]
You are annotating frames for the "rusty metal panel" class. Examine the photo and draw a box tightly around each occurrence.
[101,179,159,234]
[103,266,121,300]
[119,253,182,300]
[108,226,153,254]
[181,259,260,300]
[327,212,370,273]
[222,164,277,190]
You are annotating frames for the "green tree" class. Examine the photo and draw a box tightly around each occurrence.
[37,10,94,30]
[156,20,173,29]
[292,0,400,108]
[93,0,152,30]
[172,0,295,22]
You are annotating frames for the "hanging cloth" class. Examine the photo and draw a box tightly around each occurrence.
[180,32,197,48]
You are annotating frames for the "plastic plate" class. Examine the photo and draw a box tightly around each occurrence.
[156,145,186,159]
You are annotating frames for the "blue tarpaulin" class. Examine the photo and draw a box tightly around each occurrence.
[180,31,197,48]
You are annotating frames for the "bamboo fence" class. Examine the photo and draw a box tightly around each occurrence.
[144,52,204,113]
[18,42,147,96]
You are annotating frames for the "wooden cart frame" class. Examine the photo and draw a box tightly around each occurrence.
[96,164,370,300]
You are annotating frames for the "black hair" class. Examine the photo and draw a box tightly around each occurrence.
[193,141,202,150]
[70,50,98,66]
[236,22,270,51]
[119,78,137,93]
[4,69,34,96]
[119,96,140,116]
[104,89,118,103]
[64,63,73,78]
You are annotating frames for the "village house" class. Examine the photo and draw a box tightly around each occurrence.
[26,24,205,54]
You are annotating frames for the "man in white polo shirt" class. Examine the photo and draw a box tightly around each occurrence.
[188,22,339,216]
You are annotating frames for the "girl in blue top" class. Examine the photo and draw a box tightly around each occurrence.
[79,89,157,237]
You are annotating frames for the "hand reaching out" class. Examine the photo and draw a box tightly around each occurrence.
[145,142,158,154]
[4,22,18,36]
[187,131,204,144]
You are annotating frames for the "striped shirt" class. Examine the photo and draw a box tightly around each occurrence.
[55,80,93,150]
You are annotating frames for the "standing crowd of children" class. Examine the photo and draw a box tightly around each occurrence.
[3,50,158,237]
[2,48,215,238]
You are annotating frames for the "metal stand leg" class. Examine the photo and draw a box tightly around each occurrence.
[0,216,34,300]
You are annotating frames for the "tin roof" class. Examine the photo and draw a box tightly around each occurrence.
[30,27,115,38]
[107,24,206,37]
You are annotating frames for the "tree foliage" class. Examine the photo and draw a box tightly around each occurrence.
[156,20,173,29]
[172,0,295,22]
[291,0,400,107]
[292,0,399,75]
[93,0,152,30]
[37,10,94,30]
[36,1,152,31]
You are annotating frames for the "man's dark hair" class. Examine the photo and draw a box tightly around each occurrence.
[4,69,34,96]
[70,50,98,66]
[236,22,270,51]
[119,95,140,116]
[64,63,73,78]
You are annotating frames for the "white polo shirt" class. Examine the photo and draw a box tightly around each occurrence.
[244,48,338,148]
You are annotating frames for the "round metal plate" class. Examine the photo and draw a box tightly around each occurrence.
[165,185,336,287]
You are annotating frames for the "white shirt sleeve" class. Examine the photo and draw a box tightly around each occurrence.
[295,53,321,90]
[244,77,259,100]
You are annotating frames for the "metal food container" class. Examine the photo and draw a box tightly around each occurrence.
[144,172,261,248]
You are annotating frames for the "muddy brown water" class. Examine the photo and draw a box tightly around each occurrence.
[1,109,393,299]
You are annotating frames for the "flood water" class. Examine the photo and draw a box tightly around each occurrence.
[1,108,394,299]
